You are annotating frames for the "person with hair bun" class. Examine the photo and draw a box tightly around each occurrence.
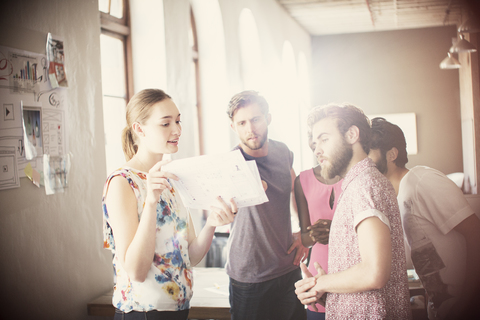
[102,88,236,320]
[369,117,480,320]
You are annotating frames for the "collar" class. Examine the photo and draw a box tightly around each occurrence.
[341,157,376,192]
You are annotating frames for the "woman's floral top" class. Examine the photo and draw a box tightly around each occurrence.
[102,167,193,312]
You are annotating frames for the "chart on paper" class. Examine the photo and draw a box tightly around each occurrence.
[163,150,268,210]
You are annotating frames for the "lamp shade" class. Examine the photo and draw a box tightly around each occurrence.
[458,18,480,34]
[450,35,477,53]
[440,52,461,69]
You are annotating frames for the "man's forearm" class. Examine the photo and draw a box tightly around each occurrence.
[315,261,389,295]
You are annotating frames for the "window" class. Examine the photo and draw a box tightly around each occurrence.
[190,0,229,155]
[239,8,263,90]
[99,0,132,175]
[298,52,313,170]
[99,0,124,19]
[189,8,203,155]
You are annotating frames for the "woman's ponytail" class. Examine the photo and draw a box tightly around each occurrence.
[121,126,137,161]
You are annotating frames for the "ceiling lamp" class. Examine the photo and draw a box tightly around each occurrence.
[450,34,477,53]
[440,52,461,69]
[458,18,480,34]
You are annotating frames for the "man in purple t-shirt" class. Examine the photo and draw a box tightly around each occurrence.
[295,104,411,319]
[225,90,309,320]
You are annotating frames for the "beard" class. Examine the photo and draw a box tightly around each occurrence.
[240,129,268,151]
[320,138,353,179]
[375,153,388,174]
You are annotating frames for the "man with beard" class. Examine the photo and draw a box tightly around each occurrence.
[369,117,480,320]
[294,131,343,320]
[225,90,309,320]
[295,104,411,319]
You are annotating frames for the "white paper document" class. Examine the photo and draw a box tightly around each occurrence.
[162,150,268,210]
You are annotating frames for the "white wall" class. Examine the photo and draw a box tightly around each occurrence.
[312,26,463,175]
[0,1,113,319]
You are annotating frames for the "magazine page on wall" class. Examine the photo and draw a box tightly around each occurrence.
[46,33,68,88]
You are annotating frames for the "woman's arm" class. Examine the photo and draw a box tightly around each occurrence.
[106,160,178,282]
[187,197,236,266]
[294,175,314,247]
[105,176,157,282]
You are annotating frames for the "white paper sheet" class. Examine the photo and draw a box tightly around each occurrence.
[0,45,68,183]
[162,150,268,210]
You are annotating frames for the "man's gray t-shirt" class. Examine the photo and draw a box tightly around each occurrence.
[226,139,298,283]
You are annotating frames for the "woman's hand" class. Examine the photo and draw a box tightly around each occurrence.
[207,197,237,227]
[307,219,332,245]
[145,159,179,205]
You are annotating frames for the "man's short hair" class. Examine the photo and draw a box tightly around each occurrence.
[371,117,408,168]
[226,90,269,120]
[307,103,372,155]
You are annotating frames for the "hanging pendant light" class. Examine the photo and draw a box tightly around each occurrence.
[440,52,461,69]
[458,18,480,34]
[450,34,477,53]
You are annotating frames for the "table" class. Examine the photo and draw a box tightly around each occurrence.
[87,267,230,320]
[188,267,230,319]
[88,268,425,320]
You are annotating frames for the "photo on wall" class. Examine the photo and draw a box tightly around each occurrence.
[22,105,43,160]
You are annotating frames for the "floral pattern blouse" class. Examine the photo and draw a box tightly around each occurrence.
[102,167,193,312]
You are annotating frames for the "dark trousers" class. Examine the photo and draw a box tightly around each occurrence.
[307,309,325,320]
[229,268,307,320]
[114,309,189,320]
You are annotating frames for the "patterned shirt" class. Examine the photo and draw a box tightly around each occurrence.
[326,158,411,319]
[102,167,193,312]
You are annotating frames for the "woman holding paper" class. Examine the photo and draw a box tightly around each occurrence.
[102,89,236,320]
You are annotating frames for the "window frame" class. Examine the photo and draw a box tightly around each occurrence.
[190,8,204,155]
[100,0,133,101]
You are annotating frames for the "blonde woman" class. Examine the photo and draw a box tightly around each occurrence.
[102,89,236,320]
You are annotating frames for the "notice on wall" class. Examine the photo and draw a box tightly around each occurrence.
[43,153,70,195]
[0,44,68,191]
[0,145,20,190]
[46,33,68,88]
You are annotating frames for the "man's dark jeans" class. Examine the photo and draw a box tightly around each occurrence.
[229,268,307,320]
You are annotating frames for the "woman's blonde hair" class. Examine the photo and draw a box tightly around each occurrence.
[121,89,171,161]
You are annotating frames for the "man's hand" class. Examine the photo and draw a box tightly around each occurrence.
[295,262,327,310]
[288,231,310,265]
[307,219,332,245]
[295,263,318,311]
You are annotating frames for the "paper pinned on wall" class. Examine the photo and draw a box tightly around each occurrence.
[0,145,20,190]
[43,153,70,195]
[0,45,69,181]
[21,103,43,160]
[46,33,68,88]
[162,150,268,210]
[23,162,40,187]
